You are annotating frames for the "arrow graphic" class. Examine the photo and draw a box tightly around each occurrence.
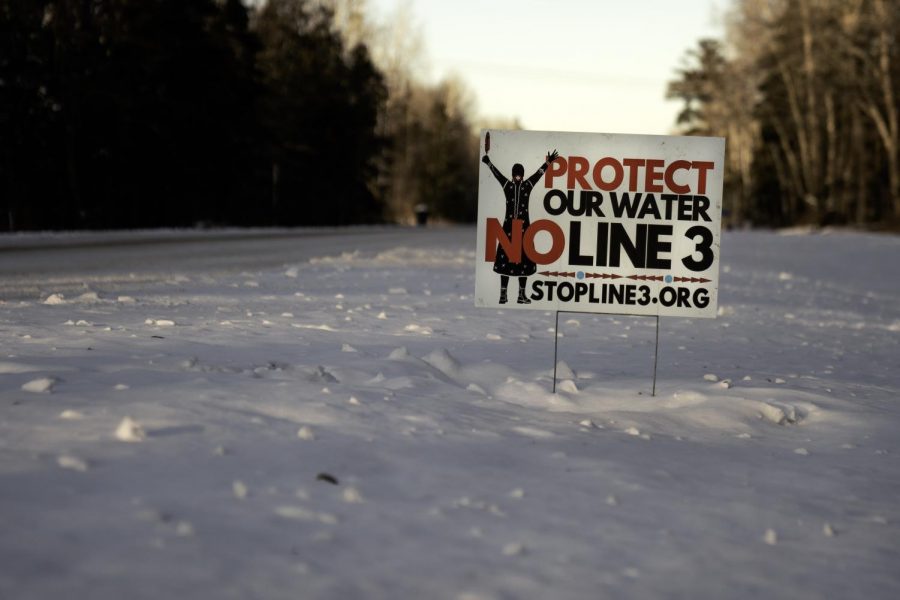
[539,271,622,279]
[627,275,664,282]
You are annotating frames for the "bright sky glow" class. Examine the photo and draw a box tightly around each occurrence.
[369,0,726,135]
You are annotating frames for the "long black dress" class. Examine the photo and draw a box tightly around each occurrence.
[486,159,550,276]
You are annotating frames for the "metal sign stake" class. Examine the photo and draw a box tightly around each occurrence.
[552,310,560,393]
[552,311,661,397]
[653,315,660,397]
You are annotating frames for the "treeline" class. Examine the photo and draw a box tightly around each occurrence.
[668,0,900,228]
[0,0,482,230]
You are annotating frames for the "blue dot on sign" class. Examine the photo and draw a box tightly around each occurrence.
[577,271,585,280]
[665,275,673,283]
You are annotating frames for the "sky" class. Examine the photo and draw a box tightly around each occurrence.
[367,0,727,135]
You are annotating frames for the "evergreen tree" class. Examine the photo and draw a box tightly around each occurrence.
[255,0,385,225]
[0,1,62,229]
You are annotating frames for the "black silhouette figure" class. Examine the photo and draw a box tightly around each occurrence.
[482,149,559,304]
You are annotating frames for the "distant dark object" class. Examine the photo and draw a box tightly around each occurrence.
[819,211,847,228]
[151,336,165,339]
[414,203,429,226]
[316,472,339,485]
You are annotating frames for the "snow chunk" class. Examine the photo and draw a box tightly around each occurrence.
[59,409,84,420]
[145,319,176,327]
[823,523,836,537]
[703,373,719,382]
[624,426,641,436]
[404,323,432,335]
[310,366,338,383]
[794,448,809,456]
[341,343,357,353]
[297,426,316,440]
[555,361,576,380]
[423,348,461,378]
[342,486,364,503]
[76,291,101,303]
[22,377,56,393]
[763,529,778,545]
[388,346,411,360]
[117,295,136,304]
[557,379,578,394]
[115,417,146,442]
[502,543,526,556]
[57,455,89,472]
[232,480,248,500]
[467,383,487,396]
[759,402,800,425]
[275,506,338,524]
[43,293,66,305]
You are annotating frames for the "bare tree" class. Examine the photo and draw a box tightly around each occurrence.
[852,0,900,217]
[674,0,900,226]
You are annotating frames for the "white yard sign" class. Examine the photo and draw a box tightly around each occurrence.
[475,129,726,318]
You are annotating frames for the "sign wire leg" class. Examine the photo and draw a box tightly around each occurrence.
[552,311,560,393]
[652,316,660,397]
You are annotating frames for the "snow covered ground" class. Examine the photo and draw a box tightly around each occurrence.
[1,226,898,599]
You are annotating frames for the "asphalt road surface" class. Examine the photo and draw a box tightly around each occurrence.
[0,226,471,300]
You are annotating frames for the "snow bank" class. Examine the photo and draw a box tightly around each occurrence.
[0,227,897,599]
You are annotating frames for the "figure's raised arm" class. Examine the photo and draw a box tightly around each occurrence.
[527,149,559,185]
[482,155,509,187]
